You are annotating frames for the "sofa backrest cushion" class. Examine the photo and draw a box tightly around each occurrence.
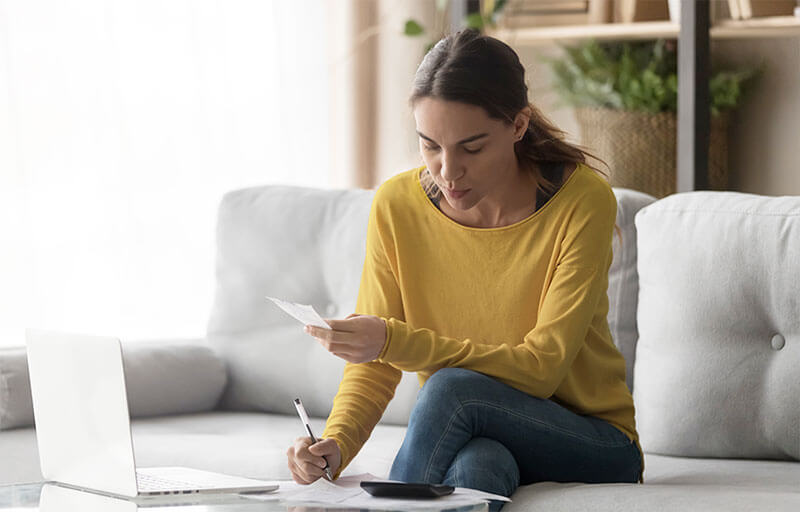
[0,340,226,430]
[120,341,228,418]
[633,191,799,460]
[205,185,422,425]
[607,188,657,393]
[0,348,35,430]
[206,184,649,424]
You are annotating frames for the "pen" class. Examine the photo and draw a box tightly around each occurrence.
[293,397,333,481]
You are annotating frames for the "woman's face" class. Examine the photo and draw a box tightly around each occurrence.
[413,97,529,212]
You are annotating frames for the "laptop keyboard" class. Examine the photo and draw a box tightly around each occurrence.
[136,472,215,492]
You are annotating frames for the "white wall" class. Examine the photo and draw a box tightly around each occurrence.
[713,37,800,196]
[0,0,332,347]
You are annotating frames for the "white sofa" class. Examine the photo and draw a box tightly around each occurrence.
[1,182,798,511]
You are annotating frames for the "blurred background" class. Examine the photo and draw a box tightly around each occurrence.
[1,0,798,347]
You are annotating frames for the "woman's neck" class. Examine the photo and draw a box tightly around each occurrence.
[435,163,574,229]
[439,165,542,229]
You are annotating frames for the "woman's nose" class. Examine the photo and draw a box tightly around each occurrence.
[440,151,463,183]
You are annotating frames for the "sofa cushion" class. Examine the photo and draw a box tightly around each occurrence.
[633,191,800,460]
[607,188,657,393]
[0,339,227,430]
[0,348,34,431]
[506,453,800,511]
[120,340,228,418]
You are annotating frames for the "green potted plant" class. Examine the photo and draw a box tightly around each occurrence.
[546,39,761,197]
[404,0,509,53]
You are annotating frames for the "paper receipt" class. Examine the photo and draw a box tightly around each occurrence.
[266,296,331,329]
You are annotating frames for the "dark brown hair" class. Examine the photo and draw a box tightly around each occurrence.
[410,28,620,241]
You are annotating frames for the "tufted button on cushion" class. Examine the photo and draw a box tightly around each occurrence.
[771,334,786,351]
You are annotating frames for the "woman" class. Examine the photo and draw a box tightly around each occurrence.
[286,29,643,510]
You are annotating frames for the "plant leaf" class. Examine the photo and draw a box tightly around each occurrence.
[466,13,485,30]
[404,19,424,36]
[544,38,759,113]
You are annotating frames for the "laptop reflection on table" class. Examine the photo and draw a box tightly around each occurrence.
[40,484,138,512]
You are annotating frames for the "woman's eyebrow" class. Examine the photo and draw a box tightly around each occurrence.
[416,131,489,144]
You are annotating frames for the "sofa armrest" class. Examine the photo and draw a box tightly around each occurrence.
[0,337,228,431]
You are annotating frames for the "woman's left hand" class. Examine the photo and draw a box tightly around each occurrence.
[305,314,387,364]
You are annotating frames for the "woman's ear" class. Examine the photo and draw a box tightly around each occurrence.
[513,106,532,140]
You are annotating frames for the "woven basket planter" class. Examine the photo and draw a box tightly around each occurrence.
[575,107,730,198]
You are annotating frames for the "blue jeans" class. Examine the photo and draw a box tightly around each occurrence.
[389,368,642,512]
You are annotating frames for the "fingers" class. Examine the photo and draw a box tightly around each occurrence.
[324,318,357,331]
[295,438,328,469]
[315,338,354,354]
[308,438,337,458]
[305,318,376,363]
[287,437,327,484]
[305,325,360,344]
[305,328,362,357]
[288,456,321,484]
[287,456,310,484]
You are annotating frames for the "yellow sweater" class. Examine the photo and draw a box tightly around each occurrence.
[322,163,644,484]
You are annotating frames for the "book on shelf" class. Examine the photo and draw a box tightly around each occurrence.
[498,0,674,26]
[728,0,743,19]
[614,0,670,23]
[496,0,592,28]
[736,0,796,19]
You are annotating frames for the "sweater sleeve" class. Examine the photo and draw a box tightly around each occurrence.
[321,191,404,479]
[376,189,616,400]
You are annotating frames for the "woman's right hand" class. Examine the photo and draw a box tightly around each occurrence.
[286,436,342,484]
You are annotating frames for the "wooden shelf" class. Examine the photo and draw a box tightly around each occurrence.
[712,15,800,38]
[487,15,800,45]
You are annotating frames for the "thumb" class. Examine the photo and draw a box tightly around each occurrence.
[308,438,338,457]
[324,318,355,332]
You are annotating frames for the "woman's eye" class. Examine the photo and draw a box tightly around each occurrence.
[422,144,481,154]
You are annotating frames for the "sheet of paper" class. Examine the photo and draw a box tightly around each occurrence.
[266,296,331,329]
[239,472,510,509]
[334,472,384,488]
[239,477,357,503]
[454,487,511,502]
[340,493,495,510]
[285,477,365,504]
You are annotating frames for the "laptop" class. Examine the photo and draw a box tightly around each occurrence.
[25,328,279,498]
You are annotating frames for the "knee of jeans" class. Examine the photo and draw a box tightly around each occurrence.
[418,368,481,408]
[459,438,520,486]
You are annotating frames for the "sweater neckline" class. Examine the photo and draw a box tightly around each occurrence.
[413,164,582,233]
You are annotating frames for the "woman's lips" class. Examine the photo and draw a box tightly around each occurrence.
[445,188,470,199]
